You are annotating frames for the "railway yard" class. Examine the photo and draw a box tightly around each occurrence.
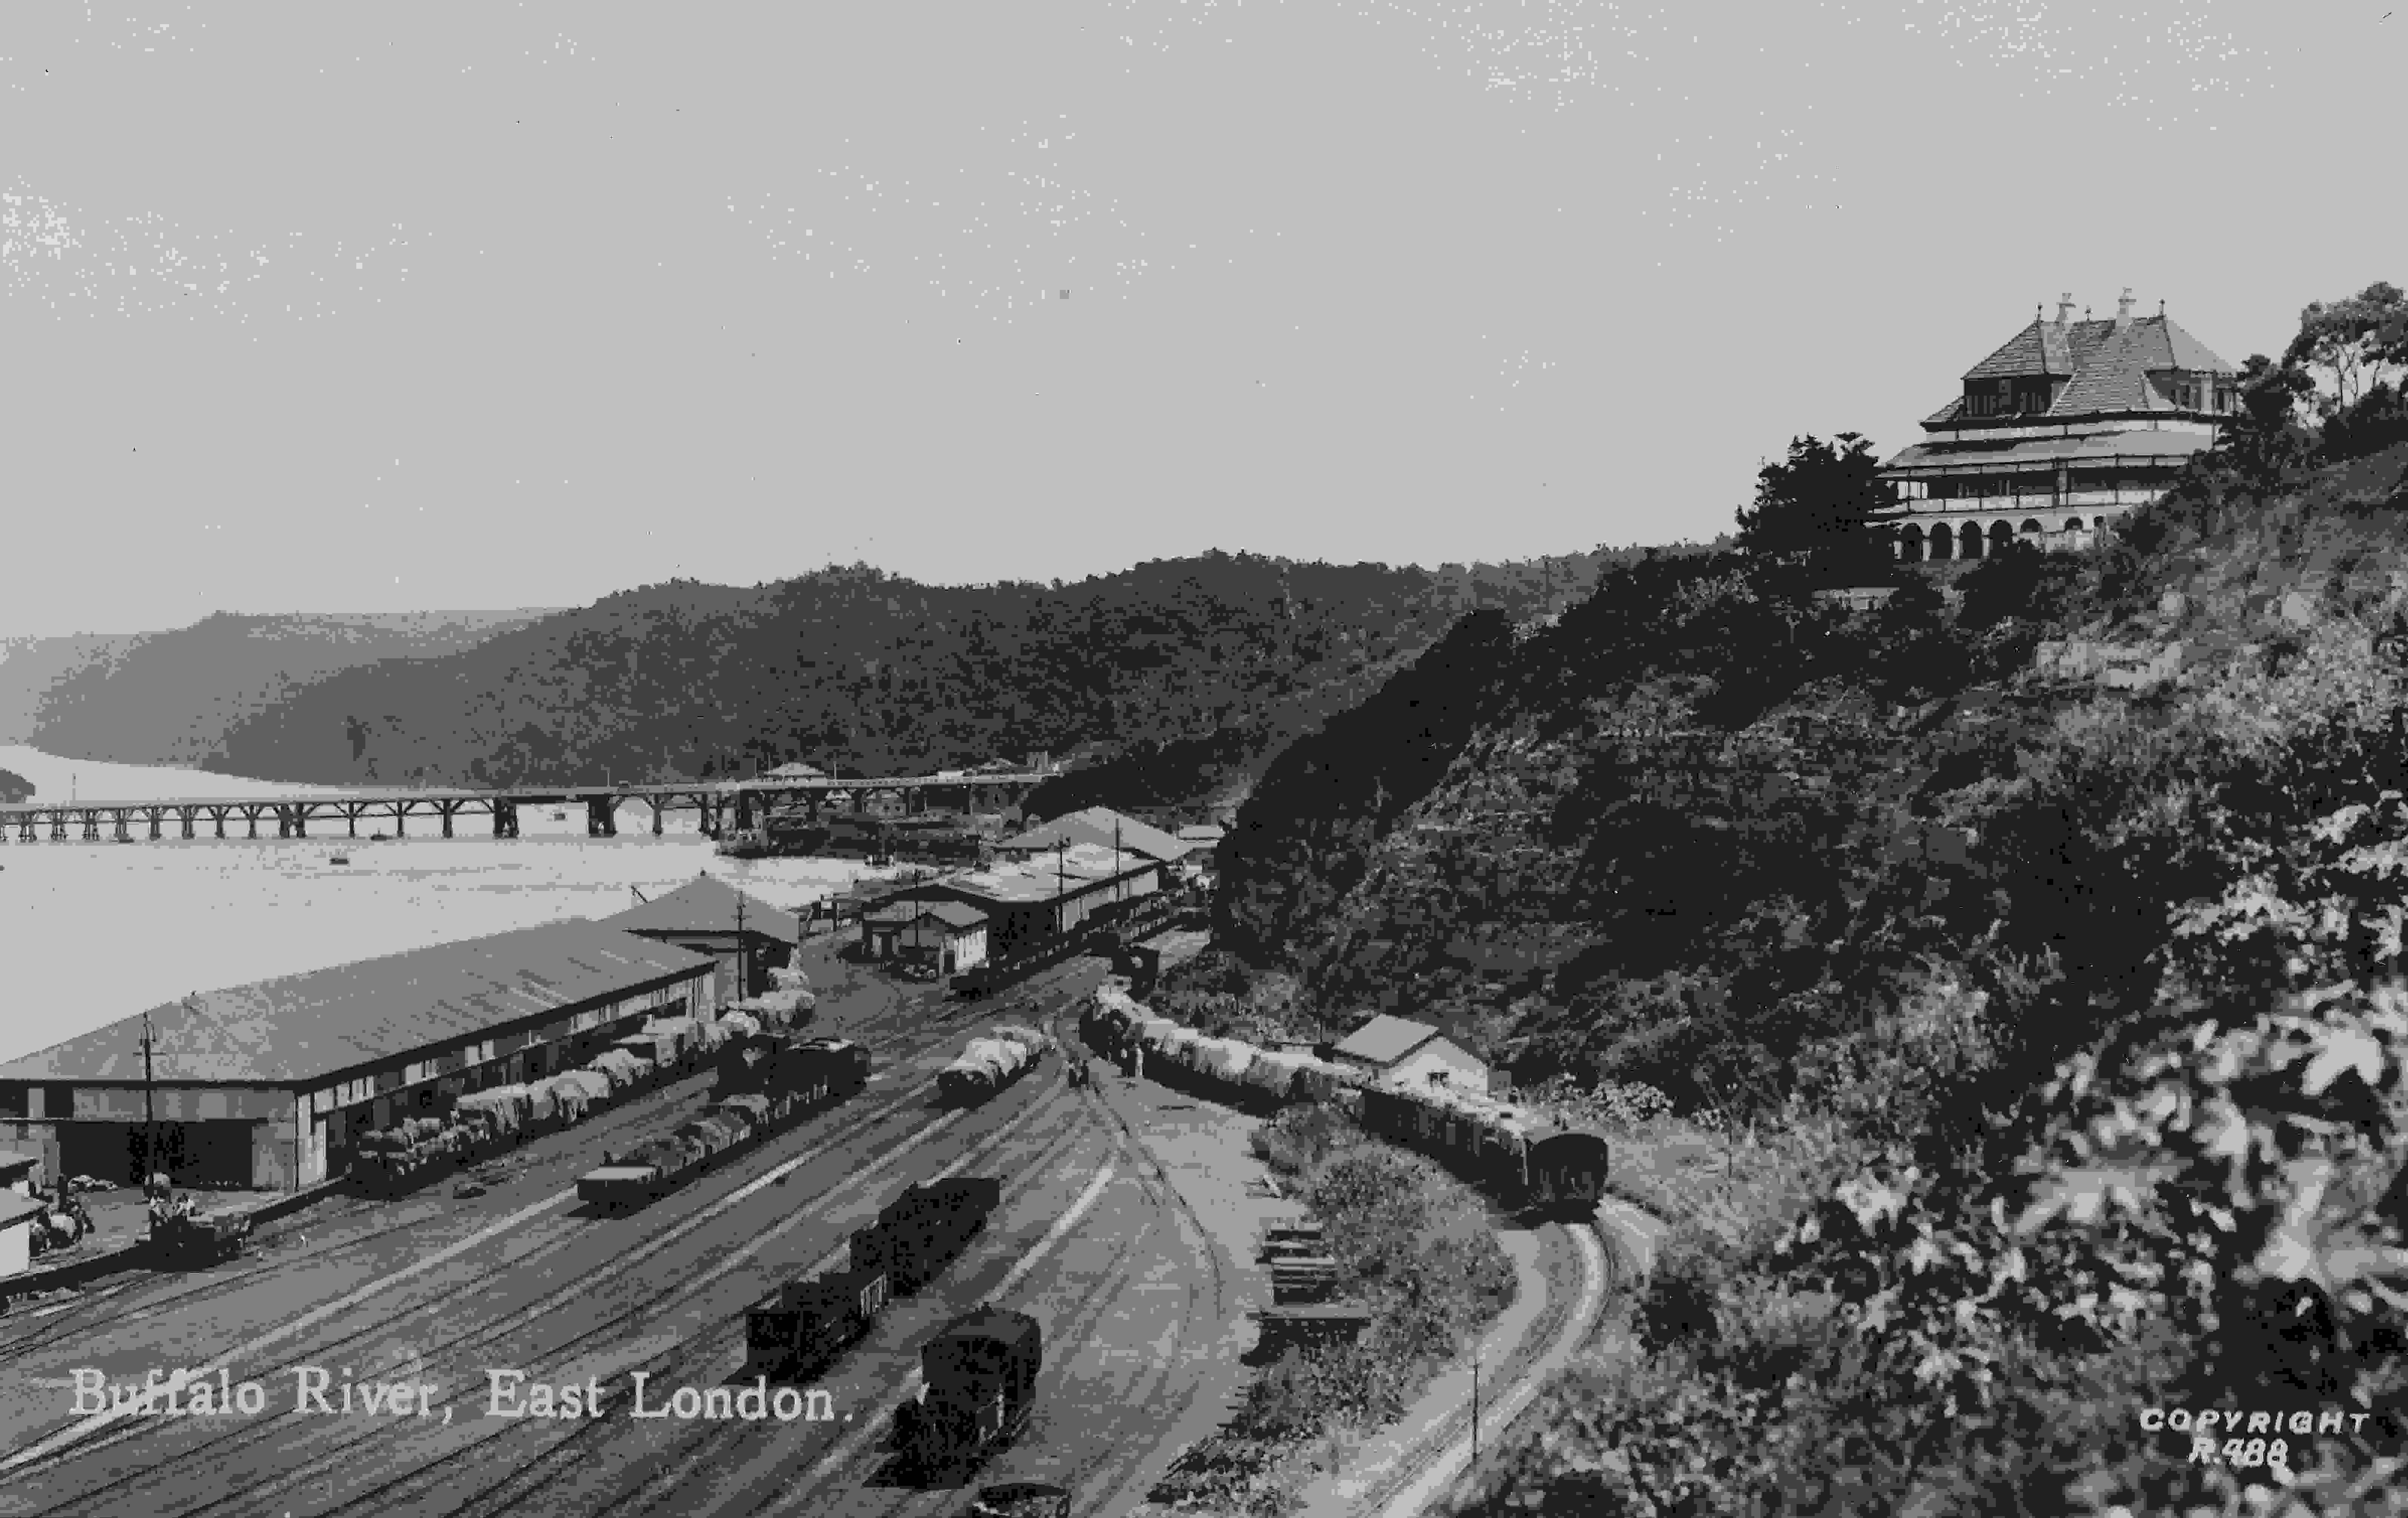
[0,931,1624,1518]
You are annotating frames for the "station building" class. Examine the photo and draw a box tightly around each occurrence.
[870,841,1164,971]
[0,919,716,1194]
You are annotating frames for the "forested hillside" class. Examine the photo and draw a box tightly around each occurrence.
[1194,281,2408,1513]
[17,610,557,768]
[196,548,1682,791]
[0,632,143,745]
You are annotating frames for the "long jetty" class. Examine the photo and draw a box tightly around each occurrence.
[0,773,1051,843]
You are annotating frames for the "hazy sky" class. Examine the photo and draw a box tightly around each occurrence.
[2,2,2397,638]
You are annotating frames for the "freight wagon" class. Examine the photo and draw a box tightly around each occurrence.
[1356,1083,1612,1218]
[850,1175,1001,1292]
[935,1027,1050,1107]
[744,1264,891,1381]
[579,1036,873,1212]
[893,1305,1042,1472]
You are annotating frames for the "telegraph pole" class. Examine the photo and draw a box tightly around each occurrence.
[142,1007,162,1188]
[734,889,750,1000]
[1473,1352,1481,1462]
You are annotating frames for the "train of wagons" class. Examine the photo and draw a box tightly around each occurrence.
[1082,980,1611,1218]
[349,972,817,1195]
[742,1173,1003,1379]
[577,1031,871,1211]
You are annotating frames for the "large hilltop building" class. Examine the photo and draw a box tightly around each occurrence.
[1875,289,2240,561]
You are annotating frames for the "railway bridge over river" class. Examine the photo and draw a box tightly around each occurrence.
[0,772,1051,843]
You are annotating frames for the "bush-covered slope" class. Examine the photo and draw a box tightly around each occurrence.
[1203,334,2408,1510]
[200,549,1669,790]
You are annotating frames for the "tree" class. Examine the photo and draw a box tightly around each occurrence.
[1733,433,1891,576]
[2279,281,2407,415]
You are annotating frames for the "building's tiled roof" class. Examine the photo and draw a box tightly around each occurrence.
[1943,311,2236,423]
[865,900,989,929]
[1176,824,1226,843]
[0,921,713,1086]
[1963,318,2077,381]
[764,762,825,779]
[1880,425,2215,476]
[1331,1014,1444,1068]
[1000,807,1193,863]
[598,874,801,942]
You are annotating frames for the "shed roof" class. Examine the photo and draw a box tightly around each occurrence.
[1330,1014,1446,1068]
[764,761,827,779]
[0,1193,46,1231]
[598,874,802,942]
[0,1151,37,1175]
[0,920,714,1086]
[1176,824,1226,843]
[1000,807,1192,863]
[917,845,1157,907]
[865,900,990,930]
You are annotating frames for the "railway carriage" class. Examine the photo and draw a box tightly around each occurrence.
[1357,1083,1610,1217]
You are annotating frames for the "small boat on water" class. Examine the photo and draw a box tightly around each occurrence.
[328,854,351,866]
[551,810,568,822]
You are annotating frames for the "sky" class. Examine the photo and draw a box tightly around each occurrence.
[2,1,2399,640]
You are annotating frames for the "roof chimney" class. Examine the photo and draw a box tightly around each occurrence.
[2056,292,2076,325]
[2114,287,2135,328]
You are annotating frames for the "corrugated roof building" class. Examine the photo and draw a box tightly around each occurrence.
[998,807,1193,867]
[1874,288,2240,561]
[597,873,802,1003]
[0,920,715,1194]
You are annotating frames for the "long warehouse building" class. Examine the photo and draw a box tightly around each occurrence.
[0,919,717,1193]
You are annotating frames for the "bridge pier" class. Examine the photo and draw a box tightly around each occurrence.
[391,802,408,837]
[81,810,100,841]
[344,804,361,838]
[648,799,664,837]
[586,797,618,837]
[146,808,164,840]
[439,801,459,838]
[179,807,198,839]
[493,801,518,838]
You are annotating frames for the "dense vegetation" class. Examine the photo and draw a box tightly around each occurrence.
[0,767,32,804]
[1192,282,2408,1513]
[1144,1103,1516,1518]
[179,549,1669,795]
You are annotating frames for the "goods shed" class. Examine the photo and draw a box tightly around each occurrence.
[0,920,714,1194]
[877,843,1162,966]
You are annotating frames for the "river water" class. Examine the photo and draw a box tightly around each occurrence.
[0,745,906,1066]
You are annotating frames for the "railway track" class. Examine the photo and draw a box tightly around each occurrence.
[2,951,1119,1504]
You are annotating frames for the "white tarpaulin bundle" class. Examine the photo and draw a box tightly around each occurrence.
[1138,1020,1184,1053]
[1244,1049,1306,1096]
[535,1075,590,1123]
[770,964,811,992]
[1209,1039,1257,1082]
[560,1068,613,1103]
[589,1050,643,1090]
[990,1024,1052,1058]
[720,1011,763,1039]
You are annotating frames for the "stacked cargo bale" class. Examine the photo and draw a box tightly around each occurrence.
[589,1049,644,1091]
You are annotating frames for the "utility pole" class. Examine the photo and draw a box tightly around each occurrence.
[1473,1352,1481,1463]
[734,889,750,1001]
[143,1007,162,1188]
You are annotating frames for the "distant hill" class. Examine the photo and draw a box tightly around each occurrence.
[194,550,1684,792]
[0,633,146,745]
[22,610,561,768]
